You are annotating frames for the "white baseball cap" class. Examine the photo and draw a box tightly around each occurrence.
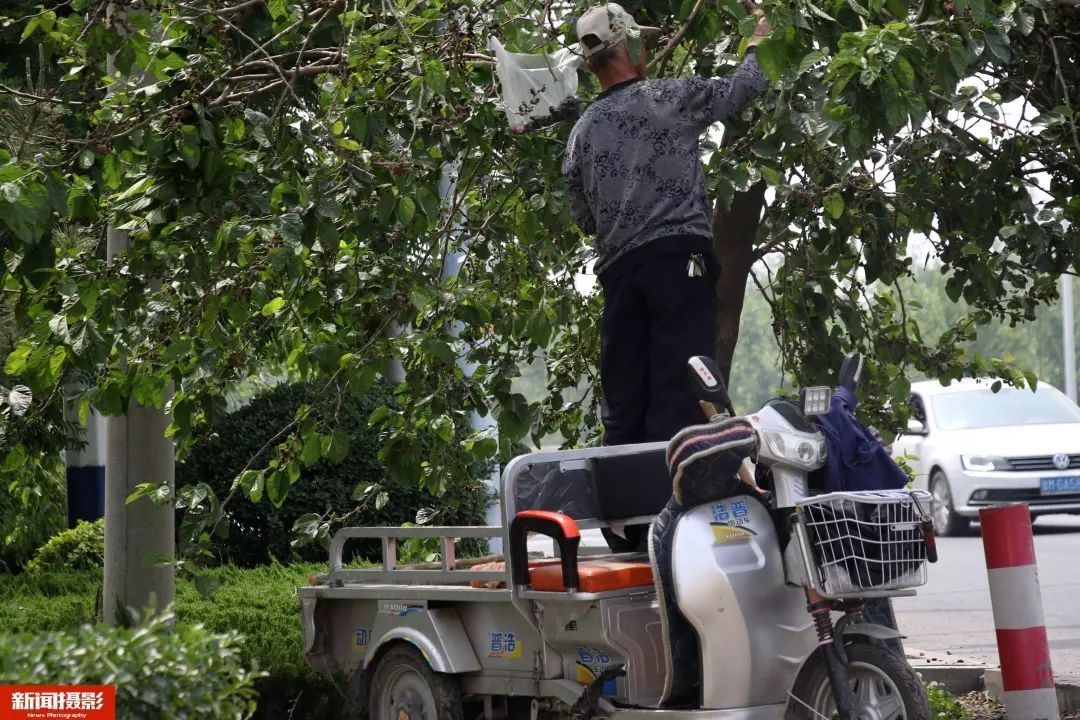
[576,3,661,60]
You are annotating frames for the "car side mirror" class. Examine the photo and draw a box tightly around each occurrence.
[907,418,928,436]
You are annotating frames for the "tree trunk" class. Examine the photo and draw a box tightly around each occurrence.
[712,181,767,385]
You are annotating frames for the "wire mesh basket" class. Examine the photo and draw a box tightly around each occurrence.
[794,490,933,599]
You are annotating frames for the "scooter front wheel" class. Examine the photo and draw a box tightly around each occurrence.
[787,641,930,720]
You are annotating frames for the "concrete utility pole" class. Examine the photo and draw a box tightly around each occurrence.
[438,161,502,553]
[1063,275,1076,403]
[101,8,175,624]
[102,237,176,624]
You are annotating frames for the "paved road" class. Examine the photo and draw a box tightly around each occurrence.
[893,514,1080,674]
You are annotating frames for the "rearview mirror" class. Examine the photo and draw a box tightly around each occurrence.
[686,356,733,415]
[907,418,928,436]
[838,352,863,392]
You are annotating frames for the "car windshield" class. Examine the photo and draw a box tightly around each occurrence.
[931,387,1080,431]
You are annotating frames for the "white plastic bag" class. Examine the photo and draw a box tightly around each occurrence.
[489,37,583,133]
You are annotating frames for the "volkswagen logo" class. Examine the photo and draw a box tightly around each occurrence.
[1052,453,1071,470]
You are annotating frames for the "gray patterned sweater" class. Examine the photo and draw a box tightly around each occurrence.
[562,54,768,276]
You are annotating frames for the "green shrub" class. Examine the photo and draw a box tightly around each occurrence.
[0,611,262,720]
[0,458,67,572]
[177,381,489,567]
[0,564,342,718]
[24,518,104,575]
[0,563,320,679]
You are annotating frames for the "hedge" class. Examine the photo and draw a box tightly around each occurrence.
[25,518,104,575]
[177,381,490,566]
[0,564,342,719]
[0,612,262,720]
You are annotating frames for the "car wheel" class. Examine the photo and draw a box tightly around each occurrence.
[931,471,969,537]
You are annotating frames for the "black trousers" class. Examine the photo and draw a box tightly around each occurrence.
[599,249,719,446]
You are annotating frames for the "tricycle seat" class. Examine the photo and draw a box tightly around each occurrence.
[470,558,654,592]
[532,558,653,592]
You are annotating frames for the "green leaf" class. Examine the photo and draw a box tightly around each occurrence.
[397,196,416,226]
[261,296,286,316]
[421,337,456,365]
[754,39,784,81]
[798,51,826,75]
[132,372,166,407]
[824,192,845,219]
[301,432,322,466]
[893,56,915,89]
[759,165,781,185]
[5,342,32,375]
[2,445,28,473]
[424,60,447,94]
[249,472,265,504]
[125,482,156,505]
[352,482,376,501]
[292,512,323,540]
[984,33,1011,63]
[266,471,289,508]
[193,573,221,598]
[375,491,390,510]
[325,428,350,463]
[46,346,66,383]
[1015,8,1035,35]
[376,192,397,224]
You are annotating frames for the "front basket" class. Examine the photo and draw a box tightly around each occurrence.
[794,489,933,599]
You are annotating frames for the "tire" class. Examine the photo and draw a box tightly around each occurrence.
[930,471,969,537]
[367,644,463,720]
[788,641,931,720]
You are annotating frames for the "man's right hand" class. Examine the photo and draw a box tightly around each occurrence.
[742,0,772,46]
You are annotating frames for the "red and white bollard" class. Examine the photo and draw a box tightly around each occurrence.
[980,503,1060,720]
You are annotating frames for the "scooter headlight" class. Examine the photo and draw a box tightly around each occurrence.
[763,431,826,470]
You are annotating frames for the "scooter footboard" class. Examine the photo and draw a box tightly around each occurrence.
[671,496,817,709]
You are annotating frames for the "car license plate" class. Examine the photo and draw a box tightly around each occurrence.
[1040,477,1080,495]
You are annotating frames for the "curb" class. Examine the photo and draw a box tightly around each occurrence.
[907,649,987,695]
[907,648,1080,712]
[983,668,1080,714]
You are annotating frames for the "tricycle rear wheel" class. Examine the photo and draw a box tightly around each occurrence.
[368,644,463,720]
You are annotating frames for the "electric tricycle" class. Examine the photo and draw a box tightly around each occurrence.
[300,352,935,720]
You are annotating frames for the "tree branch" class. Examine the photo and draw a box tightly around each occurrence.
[647,0,707,72]
[0,83,84,106]
[219,0,267,12]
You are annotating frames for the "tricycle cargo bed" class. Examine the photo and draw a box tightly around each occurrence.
[300,444,674,706]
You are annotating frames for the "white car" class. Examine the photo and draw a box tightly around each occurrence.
[892,378,1080,536]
